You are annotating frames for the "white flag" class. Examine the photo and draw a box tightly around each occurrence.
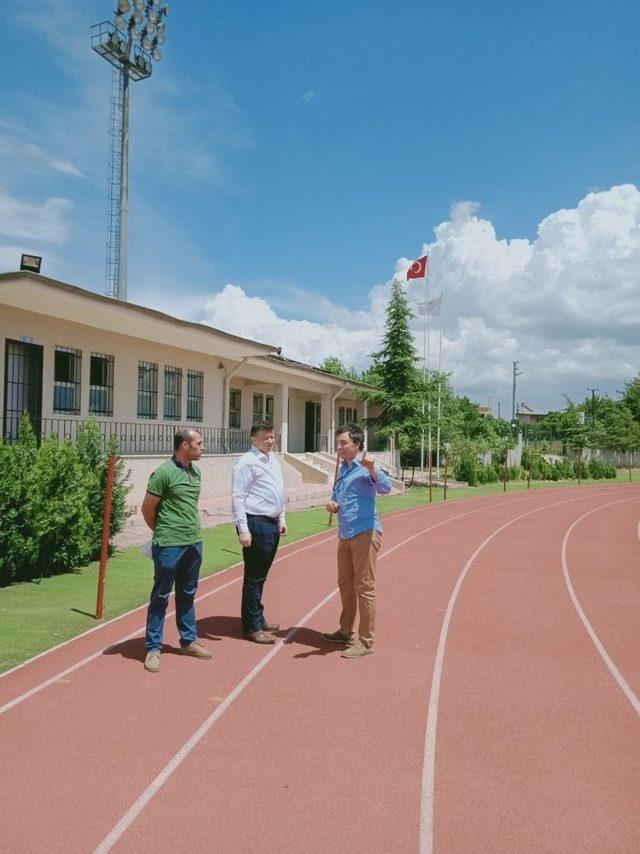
[427,295,442,316]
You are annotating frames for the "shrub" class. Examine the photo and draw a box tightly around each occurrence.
[76,420,131,558]
[28,438,94,578]
[0,414,131,585]
[455,456,478,486]
[0,416,39,584]
[588,459,608,480]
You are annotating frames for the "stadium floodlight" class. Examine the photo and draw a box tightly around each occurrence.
[91,1,169,301]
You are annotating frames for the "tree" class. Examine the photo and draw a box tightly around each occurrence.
[318,356,360,381]
[621,375,640,425]
[360,279,423,469]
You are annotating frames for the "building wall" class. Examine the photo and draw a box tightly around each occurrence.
[125,452,303,509]
[0,305,228,427]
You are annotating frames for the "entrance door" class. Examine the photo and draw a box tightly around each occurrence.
[3,340,44,443]
[304,401,321,452]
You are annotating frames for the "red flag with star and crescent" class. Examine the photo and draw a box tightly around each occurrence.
[406,254,428,280]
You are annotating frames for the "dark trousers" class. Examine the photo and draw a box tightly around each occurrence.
[146,542,203,651]
[241,515,280,634]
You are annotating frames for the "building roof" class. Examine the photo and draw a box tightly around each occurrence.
[0,270,280,360]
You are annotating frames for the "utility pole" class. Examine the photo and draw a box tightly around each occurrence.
[512,361,524,422]
[587,387,599,436]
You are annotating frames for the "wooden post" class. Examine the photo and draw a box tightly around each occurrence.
[527,451,533,489]
[428,448,433,503]
[629,451,633,483]
[327,451,341,526]
[503,446,508,493]
[96,455,117,621]
[443,456,448,501]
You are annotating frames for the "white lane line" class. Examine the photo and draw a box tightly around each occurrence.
[93,498,507,853]
[561,497,640,717]
[418,487,628,854]
[0,489,555,711]
[0,535,336,717]
[0,486,613,715]
[0,481,596,685]
[0,482,590,683]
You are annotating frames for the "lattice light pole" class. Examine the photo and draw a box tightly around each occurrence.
[91,1,169,301]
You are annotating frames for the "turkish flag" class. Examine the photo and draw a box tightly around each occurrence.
[407,254,428,280]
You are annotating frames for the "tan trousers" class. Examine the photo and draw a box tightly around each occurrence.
[337,529,382,648]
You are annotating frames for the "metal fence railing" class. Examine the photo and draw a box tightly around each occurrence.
[6,418,252,456]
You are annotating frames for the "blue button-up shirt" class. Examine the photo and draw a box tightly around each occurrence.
[331,458,392,540]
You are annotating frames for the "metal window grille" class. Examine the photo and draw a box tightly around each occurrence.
[229,389,241,429]
[338,406,356,424]
[186,369,204,422]
[137,361,158,420]
[164,365,182,421]
[89,353,114,416]
[252,392,264,424]
[266,394,274,422]
[53,346,82,415]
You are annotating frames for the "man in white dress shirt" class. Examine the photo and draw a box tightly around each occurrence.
[231,420,287,644]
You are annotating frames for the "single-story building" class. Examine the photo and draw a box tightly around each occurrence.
[1,270,395,504]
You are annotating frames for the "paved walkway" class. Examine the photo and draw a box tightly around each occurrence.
[114,483,335,548]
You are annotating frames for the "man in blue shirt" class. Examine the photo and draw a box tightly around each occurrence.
[323,423,392,659]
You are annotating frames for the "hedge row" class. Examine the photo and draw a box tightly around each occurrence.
[454,455,617,487]
[0,416,130,586]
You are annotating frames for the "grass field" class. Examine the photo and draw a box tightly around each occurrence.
[1,469,637,674]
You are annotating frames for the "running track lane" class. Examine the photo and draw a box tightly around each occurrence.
[0,486,636,853]
[430,490,640,854]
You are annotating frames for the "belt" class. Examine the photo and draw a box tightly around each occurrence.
[246,514,279,524]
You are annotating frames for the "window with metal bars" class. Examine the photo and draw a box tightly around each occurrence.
[266,394,274,423]
[53,346,82,414]
[89,353,114,416]
[252,392,264,424]
[137,361,158,420]
[186,369,203,422]
[229,389,241,429]
[164,365,182,421]
[338,406,357,425]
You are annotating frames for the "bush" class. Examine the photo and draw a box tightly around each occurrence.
[28,437,94,577]
[0,415,131,585]
[588,458,608,480]
[454,456,478,486]
[0,418,39,584]
[76,420,131,558]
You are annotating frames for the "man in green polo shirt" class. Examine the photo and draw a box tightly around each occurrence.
[141,428,212,673]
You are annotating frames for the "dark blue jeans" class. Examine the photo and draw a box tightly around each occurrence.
[241,515,280,634]
[145,542,203,651]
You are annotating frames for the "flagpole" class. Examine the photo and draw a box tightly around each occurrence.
[435,292,443,476]
[426,258,432,491]
[420,260,428,478]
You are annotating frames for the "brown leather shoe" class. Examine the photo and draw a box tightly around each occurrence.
[262,622,280,633]
[244,630,277,644]
[179,641,212,659]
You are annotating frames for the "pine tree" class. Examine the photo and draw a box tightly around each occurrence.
[360,279,424,467]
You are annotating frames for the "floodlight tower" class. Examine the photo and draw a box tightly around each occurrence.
[91,1,169,301]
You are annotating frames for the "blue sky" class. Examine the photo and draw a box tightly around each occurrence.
[2,1,639,411]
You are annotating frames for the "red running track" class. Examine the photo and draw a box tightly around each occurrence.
[0,485,638,854]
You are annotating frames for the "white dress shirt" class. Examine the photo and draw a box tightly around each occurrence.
[231,445,286,534]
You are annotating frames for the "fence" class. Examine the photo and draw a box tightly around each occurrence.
[10,418,252,456]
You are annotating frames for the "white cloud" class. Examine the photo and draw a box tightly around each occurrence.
[200,184,640,411]
[0,187,73,244]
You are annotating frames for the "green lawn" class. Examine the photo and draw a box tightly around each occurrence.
[1,469,637,674]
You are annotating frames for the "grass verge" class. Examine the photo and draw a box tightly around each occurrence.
[1,470,637,674]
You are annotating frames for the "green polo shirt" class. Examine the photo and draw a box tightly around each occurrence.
[147,458,202,546]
